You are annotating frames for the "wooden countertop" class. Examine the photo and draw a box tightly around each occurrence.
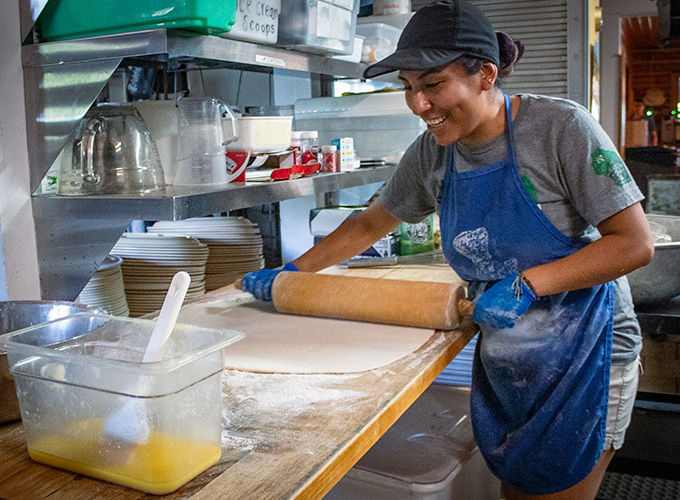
[0,264,476,500]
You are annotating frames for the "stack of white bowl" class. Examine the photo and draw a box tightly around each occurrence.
[78,254,130,316]
[148,216,265,291]
[111,233,209,317]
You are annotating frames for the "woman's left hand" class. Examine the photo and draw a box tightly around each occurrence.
[473,273,537,328]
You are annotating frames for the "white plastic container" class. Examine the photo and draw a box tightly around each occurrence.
[357,12,413,30]
[332,35,364,63]
[294,91,426,163]
[323,385,500,500]
[228,116,293,153]
[222,0,281,44]
[276,0,361,55]
[0,313,244,495]
[356,22,402,63]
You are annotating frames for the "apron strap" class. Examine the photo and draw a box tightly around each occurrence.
[448,92,516,174]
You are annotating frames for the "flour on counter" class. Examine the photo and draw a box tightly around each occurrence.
[220,371,369,451]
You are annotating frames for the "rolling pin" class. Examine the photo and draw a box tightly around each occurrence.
[240,272,475,331]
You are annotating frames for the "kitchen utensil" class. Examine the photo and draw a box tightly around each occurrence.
[103,271,191,444]
[0,301,99,423]
[626,214,680,305]
[173,96,239,186]
[57,104,165,196]
[239,272,475,331]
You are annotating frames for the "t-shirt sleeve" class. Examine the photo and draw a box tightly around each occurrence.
[378,133,439,223]
[556,105,644,227]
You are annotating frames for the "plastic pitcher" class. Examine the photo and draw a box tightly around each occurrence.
[174,97,239,186]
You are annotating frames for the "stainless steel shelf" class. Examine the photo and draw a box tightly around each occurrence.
[22,28,366,192]
[19,16,374,301]
[31,167,394,301]
[22,28,367,78]
[32,166,394,221]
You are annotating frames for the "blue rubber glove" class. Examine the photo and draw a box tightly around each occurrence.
[472,272,538,329]
[241,262,299,301]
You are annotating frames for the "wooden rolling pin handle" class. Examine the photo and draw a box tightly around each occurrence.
[457,299,475,318]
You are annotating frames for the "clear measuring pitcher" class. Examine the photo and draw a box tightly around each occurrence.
[174,97,238,186]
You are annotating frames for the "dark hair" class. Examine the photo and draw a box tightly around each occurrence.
[453,32,524,82]
[496,32,524,79]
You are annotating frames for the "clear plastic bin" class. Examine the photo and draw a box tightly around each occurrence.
[38,0,237,41]
[222,0,281,44]
[1,313,244,495]
[356,22,402,63]
[357,12,413,30]
[276,0,361,55]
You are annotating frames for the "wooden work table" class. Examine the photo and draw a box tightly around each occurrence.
[0,263,476,500]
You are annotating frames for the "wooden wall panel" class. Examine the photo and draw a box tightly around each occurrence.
[623,15,680,110]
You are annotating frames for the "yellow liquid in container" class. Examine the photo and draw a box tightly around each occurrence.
[28,419,221,495]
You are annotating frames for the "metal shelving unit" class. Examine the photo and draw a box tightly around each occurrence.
[20,13,389,300]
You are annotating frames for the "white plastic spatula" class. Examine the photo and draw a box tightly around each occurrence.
[104,271,191,443]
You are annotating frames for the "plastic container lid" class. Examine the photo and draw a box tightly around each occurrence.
[300,131,318,139]
[352,384,476,484]
[1,313,244,397]
[245,105,294,117]
[322,145,338,152]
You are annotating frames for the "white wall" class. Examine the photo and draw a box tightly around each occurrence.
[0,1,41,299]
[600,0,657,148]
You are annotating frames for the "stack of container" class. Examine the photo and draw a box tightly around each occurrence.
[323,384,500,500]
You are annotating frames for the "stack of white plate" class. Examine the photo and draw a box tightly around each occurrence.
[148,216,264,291]
[78,254,130,316]
[112,233,209,317]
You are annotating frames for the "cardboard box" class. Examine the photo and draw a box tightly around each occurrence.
[625,120,649,148]
[310,206,399,257]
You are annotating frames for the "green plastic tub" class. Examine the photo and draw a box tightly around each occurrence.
[38,0,236,41]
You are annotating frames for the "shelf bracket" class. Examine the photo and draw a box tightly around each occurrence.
[31,200,131,301]
[19,0,48,44]
[24,58,124,193]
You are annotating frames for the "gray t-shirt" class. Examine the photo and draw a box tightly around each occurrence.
[380,93,644,365]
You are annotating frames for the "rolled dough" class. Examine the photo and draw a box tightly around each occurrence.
[176,294,435,374]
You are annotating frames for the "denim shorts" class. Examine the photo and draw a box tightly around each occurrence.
[604,356,641,450]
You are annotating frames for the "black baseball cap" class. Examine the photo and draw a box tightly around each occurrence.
[363,0,499,79]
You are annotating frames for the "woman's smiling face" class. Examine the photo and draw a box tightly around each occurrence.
[399,61,496,146]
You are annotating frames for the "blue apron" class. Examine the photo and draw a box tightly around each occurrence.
[439,94,614,495]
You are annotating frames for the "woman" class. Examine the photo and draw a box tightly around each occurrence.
[242,1,654,497]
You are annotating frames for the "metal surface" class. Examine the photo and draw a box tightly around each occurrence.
[648,175,680,216]
[469,0,576,102]
[34,167,395,221]
[19,0,48,43]
[32,166,395,300]
[20,21,369,301]
[22,29,367,193]
[0,300,97,423]
[627,214,680,305]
